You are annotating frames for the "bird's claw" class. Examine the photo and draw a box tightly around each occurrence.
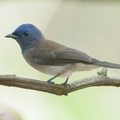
[47,80,55,84]
[61,82,70,87]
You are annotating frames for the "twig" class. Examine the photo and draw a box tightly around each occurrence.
[0,68,120,95]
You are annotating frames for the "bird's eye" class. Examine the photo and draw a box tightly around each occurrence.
[23,31,28,36]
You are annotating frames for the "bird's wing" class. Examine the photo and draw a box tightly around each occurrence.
[52,48,93,65]
[31,47,93,66]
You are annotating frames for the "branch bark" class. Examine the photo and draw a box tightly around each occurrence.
[0,68,120,95]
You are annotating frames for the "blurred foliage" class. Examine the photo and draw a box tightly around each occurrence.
[1,0,120,120]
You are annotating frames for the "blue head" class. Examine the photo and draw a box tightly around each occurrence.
[5,24,45,53]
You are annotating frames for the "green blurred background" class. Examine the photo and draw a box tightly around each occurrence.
[1,0,120,120]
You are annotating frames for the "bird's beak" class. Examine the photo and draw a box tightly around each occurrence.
[5,34,18,39]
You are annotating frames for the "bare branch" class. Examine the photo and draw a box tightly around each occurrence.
[0,68,120,95]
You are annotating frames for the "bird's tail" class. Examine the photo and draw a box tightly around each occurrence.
[92,58,120,69]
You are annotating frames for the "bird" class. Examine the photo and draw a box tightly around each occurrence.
[5,24,120,85]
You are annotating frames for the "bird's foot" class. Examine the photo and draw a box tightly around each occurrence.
[61,82,70,87]
[47,79,55,84]
[61,77,70,87]
[47,74,61,84]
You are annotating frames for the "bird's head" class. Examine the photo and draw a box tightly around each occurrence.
[5,24,45,53]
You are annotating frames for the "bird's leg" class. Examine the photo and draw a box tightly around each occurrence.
[61,77,70,86]
[47,74,61,84]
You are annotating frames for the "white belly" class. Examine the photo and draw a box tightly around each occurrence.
[23,54,99,77]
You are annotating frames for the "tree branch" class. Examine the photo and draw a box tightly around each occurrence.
[0,68,120,95]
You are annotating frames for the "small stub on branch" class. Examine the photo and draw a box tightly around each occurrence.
[97,67,108,77]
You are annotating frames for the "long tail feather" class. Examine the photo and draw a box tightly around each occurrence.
[92,58,120,69]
